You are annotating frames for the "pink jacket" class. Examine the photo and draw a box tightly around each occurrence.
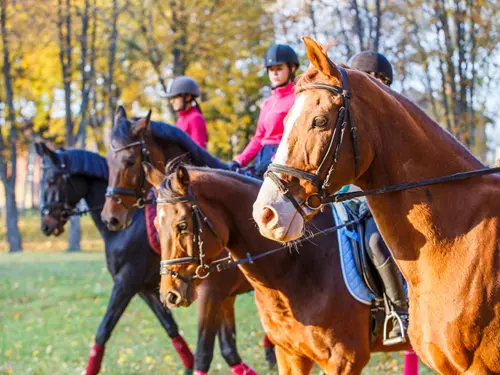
[235,82,295,167]
[176,106,207,149]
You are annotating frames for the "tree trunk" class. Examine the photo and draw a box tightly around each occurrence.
[3,179,22,252]
[107,0,119,123]
[58,0,80,251]
[351,0,365,50]
[0,0,22,252]
[171,0,187,76]
[76,0,93,148]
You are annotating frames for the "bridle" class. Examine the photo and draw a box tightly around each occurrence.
[265,66,360,217]
[157,186,229,283]
[105,136,155,211]
[41,155,101,222]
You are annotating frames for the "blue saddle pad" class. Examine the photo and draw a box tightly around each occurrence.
[332,203,375,305]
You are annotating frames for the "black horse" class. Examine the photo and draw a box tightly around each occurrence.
[36,143,194,375]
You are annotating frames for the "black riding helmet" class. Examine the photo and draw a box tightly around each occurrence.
[349,51,393,86]
[265,44,299,89]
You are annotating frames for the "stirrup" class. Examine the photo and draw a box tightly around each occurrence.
[383,310,407,346]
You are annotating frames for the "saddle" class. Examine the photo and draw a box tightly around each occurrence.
[332,200,388,346]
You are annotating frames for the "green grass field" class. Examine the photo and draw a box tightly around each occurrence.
[0,214,435,374]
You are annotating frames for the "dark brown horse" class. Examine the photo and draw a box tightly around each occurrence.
[146,163,413,374]
[252,37,500,374]
[100,107,270,374]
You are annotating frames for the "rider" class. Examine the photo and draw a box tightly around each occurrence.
[164,75,208,149]
[345,50,408,345]
[228,44,299,177]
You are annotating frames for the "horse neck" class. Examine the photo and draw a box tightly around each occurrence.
[83,176,109,237]
[194,171,331,289]
[354,86,488,285]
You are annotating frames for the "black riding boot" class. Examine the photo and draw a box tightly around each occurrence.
[377,256,409,344]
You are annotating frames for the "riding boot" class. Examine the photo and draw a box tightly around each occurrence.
[377,256,409,344]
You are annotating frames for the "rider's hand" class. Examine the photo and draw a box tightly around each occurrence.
[227,160,241,171]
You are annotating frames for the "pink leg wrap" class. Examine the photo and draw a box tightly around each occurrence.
[403,350,419,375]
[194,371,208,375]
[230,362,259,375]
[172,335,194,370]
[263,334,274,349]
[86,344,105,375]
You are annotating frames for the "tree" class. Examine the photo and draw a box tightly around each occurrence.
[0,0,22,252]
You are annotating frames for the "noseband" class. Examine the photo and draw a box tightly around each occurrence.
[106,137,155,211]
[265,66,360,217]
[157,187,229,283]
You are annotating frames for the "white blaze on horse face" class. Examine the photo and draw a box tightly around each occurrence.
[273,94,306,165]
[253,94,306,242]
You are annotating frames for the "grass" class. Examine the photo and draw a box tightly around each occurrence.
[0,214,435,374]
[0,210,103,253]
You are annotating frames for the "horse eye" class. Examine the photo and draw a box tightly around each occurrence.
[125,159,135,168]
[176,222,188,233]
[313,117,328,128]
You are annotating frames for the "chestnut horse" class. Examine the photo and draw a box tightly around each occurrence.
[145,163,413,374]
[253,37,500,374]
[100,107,270,374]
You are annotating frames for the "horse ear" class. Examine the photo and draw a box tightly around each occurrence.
[130,109,152,136]
[303,36,339,79]
[35,142,59,164]
[143,162,165,189]
[172,165,190,195]
[114,105,127,129]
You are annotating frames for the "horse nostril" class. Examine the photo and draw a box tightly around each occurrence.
[109,217,119,227]
[261,206,277,228]
[167,291,181,306]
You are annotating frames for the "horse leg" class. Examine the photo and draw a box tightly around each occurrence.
[217,296,259,375]
[275,345,313,375]
[263,334,277,369]
[139,290,194,374]
[86,278,136,375]
[194,287,222,375]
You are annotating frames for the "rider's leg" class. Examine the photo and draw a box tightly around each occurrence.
[364,216,408,342]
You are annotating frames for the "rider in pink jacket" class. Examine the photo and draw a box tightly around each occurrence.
[228,45,299,177]
[164,76,207,149]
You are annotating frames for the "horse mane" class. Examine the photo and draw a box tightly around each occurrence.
[112,114,228,170]
[56,149,109,180]
[158,163,261,201]
[297,62,484,167]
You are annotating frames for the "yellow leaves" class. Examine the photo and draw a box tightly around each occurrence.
[4,349,13,357]
[32,349,39,357]
[125,337,132,343]
[13,312,21,320]
[145,356,154,364]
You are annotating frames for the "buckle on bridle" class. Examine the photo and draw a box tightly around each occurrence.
[305,194,323,210]
[195,265,210,279]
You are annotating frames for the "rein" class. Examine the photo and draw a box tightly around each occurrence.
[105,137,156,211]
[157,185,366,282]
[329,166,500,203]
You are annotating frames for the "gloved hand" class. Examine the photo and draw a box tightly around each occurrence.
[227,160,241,171]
